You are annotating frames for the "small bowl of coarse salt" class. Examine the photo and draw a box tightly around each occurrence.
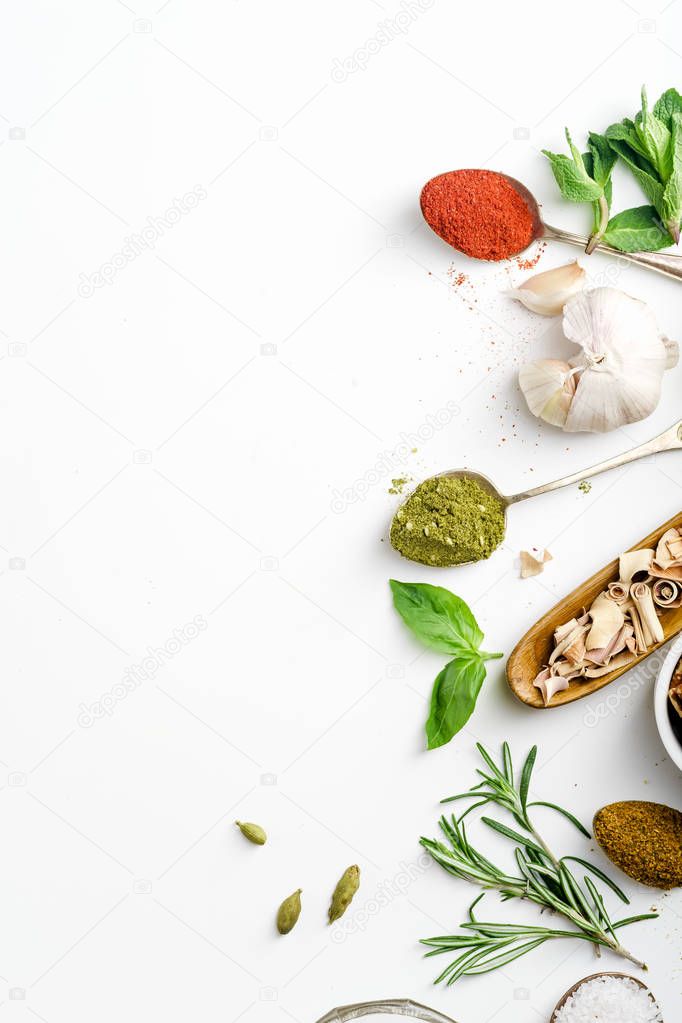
[551,972,663,1023]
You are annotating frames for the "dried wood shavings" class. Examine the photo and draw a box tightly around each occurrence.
[534,528,682,705]
[520,547,552,578]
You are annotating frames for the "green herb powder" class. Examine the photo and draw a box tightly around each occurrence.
[390,476,505,567]
[388,477,409,495]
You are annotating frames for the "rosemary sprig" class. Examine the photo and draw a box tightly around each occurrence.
[420,743,657,983]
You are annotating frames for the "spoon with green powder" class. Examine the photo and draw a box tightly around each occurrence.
[390,419,682,567]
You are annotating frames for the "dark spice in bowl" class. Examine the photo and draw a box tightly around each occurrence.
[669,653,682,720]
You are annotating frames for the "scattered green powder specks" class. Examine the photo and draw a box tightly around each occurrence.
[388,477,409,495]
[578,480,592,495]
[390,476,505,567]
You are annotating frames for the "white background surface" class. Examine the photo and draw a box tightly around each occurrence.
[1,2,681,1022]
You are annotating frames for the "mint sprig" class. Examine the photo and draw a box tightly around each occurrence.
[543,129,605,204]
[543,129,615,252]
[542,85,682,252]
[606,86,682,242]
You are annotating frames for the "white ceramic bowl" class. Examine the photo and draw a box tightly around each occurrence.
[654,635,682,771]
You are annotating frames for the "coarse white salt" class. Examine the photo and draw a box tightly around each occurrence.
[555,975,662,1023]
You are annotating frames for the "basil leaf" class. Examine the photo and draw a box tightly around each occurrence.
[543,149,602,203]
[654,87,682,129]
[391,580,502,750]
[426,656,485,750]
[390,579,483,655]
[602,205,674,252]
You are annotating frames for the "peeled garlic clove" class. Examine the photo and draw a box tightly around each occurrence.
[506,260,586,316]
[518,359,577,428]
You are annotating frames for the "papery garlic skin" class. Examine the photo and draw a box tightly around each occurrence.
[518,359,577,428]
[519,287,679,433]
[663,335,679,370]
[507,260,586,316]
[563,288,675,433]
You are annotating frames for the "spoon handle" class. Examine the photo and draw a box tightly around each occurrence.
[314,999,458,1023]
[543,222,682,282]
[506,421,682,505]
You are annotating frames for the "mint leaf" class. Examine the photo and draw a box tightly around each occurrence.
[662,170,682,221]
[389,579,483,655]
[661,111,682,238]
[426,656,486,750]
[584,149,617,207]
[670,110,682,166]
[635,88,672,180]
[605,136,664,208]
[602,206,674,252]
[586,132,617,191]
[584,133,616,234]
[543,147,602,203]
[654,88,682,128]
[606,117,651,161]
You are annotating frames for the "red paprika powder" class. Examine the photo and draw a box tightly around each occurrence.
[420,169,538,261]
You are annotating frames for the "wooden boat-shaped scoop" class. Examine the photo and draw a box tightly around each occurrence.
[507,511,682,708]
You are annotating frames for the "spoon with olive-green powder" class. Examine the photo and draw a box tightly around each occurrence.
[390,423,682,567]
[391,474,505,567]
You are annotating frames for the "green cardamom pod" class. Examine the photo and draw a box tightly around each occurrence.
[277,888,302,934]
[235,820,267,845]
[328,864,360,923]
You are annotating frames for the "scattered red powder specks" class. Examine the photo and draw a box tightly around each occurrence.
[446,264,469,289]
[515,241,547,270]
[421,256,557,449]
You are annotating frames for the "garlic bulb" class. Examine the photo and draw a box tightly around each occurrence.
[519,287,679,433]
[507,260,586,315]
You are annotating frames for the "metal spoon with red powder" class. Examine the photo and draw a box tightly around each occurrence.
[420,168,682,280]
[420,169,541,260]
